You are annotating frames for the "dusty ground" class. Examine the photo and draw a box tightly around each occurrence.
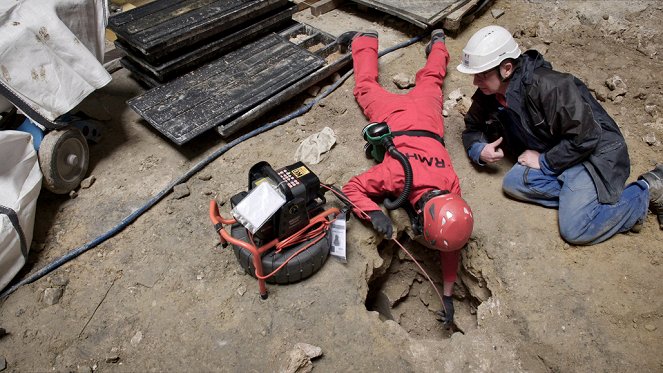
[1,0,662,372]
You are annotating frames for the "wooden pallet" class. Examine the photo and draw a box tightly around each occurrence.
[127,33,325,145]
[108,0,289,60]
[115,6,296,84]
[348,0,469,28]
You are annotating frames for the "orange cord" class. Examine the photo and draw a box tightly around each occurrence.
[254,210,338,280]
[319,184,446,310]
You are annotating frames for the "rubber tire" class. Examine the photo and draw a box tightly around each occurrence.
[38,126,89,194]
[231,223,331,284]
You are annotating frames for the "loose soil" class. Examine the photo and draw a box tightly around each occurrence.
[1,1,662,372]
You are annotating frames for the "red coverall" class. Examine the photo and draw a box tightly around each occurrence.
[342,35,461,284]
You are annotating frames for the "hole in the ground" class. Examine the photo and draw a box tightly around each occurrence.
[365,235,490,339]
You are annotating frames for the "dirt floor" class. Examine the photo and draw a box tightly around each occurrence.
[1,0,662,372]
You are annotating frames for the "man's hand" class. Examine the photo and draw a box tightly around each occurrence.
[436,295,455,327]
[367,210,393,239]
[518,149,541,169]
[479,137,504,163]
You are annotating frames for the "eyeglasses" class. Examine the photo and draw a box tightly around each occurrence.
[474,66,499,80]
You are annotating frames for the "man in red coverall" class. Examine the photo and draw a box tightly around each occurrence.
[340,29,473,326]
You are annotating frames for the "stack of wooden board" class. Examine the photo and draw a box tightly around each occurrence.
[128,23,350,145]
[107,0,296,86]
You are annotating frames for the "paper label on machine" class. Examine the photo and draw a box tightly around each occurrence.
[231,181,286,234]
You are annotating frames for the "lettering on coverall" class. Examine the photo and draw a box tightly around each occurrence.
[405,153,446,168]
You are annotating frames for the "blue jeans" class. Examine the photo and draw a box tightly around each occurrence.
[502,163,649,245]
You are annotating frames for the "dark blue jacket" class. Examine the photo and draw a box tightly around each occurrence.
[462,50,629,204]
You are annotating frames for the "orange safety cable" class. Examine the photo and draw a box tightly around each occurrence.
[320,183,371,220]
[322,183,446,309]
[254,211,337,280]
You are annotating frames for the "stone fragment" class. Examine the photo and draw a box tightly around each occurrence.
[448,88,463,102]
[0,356,5,371]
[76,365,92,373]
[294,343,322,359]
[530,44,548,55]
[80,176,96,189]
[69,190,78,199]
[43,287,64,305]
[105,354,120,363]
[392,73,414,89]
[645,104,658,116]
[172,183,190,199]
[491,8,505,19]
[606,75,628,101]
[280,347,312,373]
[130,331,143,347]
[237,285,246,296]
[197,173,212,181]
[643,133,658,146]
[593,86,608,102]
[644,324,657,331]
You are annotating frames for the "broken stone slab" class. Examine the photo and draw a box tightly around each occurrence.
[172,183,190,199]
[392,73,415,89]
[458,271,491,303]
[382,271,414,307]
[453,300,477,334]
[43,287,64,305]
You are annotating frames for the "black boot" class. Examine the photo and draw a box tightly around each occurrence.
[639,164,663,230]
[425,29,446,57]
[336,30,378,52]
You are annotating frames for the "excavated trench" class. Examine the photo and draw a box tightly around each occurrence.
[365,234,492,339]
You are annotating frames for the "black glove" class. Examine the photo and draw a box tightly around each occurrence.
[367,210,393,239]
[436,295,455,327]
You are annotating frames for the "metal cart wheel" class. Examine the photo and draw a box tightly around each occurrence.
[38,126,89,194]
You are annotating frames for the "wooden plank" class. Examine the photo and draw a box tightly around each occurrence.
[309,0,343,16]
[115,6,295,82]
[217,23,352,137]
[442,0,478,31]
[108,0,289,59]
[127,33,325,145]
[350,0,457,28]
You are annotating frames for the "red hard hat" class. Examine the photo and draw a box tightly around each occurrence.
[422,193,474,252]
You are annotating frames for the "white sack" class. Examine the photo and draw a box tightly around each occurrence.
[0,131,42,290]
[0,0,111,121]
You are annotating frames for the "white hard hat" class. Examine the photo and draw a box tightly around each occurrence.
[456,25,521,74]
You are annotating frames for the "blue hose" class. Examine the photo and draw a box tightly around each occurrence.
[0,33,425,299]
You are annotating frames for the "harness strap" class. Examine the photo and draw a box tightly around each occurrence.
[391,130,445,147]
